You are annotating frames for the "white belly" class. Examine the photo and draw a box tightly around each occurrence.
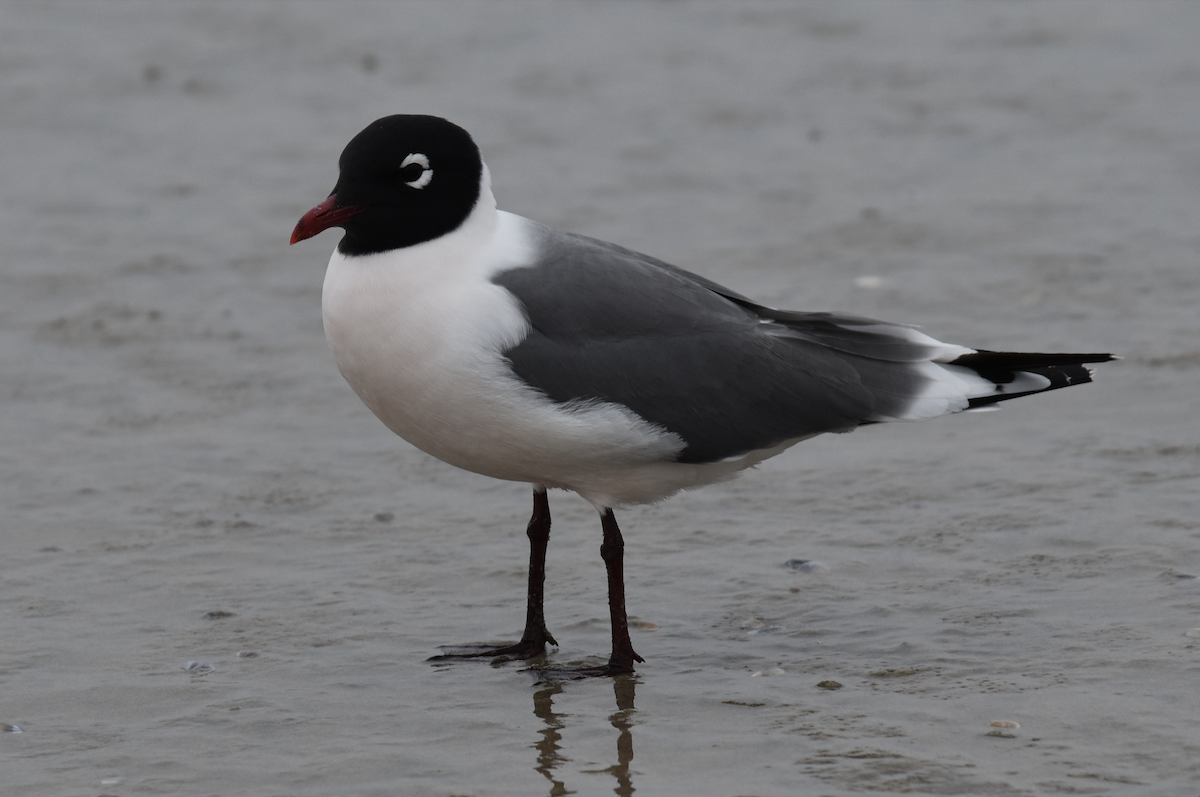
[321,210,700,506]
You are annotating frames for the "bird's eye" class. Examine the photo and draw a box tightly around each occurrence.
[399,153,433,189]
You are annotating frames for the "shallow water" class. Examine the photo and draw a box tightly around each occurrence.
[3,2,1199,795]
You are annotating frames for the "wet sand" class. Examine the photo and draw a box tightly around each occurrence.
[3,2,1199,795]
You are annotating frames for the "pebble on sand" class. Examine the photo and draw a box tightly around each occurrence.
[784,559,830,574]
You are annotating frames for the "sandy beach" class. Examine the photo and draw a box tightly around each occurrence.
[3,2,1199,795]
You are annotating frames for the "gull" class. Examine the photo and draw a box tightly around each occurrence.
[291,114,1113,676]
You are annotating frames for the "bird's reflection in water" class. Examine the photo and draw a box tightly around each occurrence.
[532,681,572,796]
[532,675,638,797]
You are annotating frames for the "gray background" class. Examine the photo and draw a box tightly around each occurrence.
[2,2,1198,795]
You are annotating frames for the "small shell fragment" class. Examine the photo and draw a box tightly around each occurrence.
[183,661,214,673]
[236,650,260,658]
[987,721,1019,738]
[1185,629,1200,638]
[100,777,123,785]
[0,723,21,733]
[751,667,785,677]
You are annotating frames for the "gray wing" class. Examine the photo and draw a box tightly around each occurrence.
[491,224,943,464]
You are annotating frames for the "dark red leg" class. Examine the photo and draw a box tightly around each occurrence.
[598,508,644,675]
[428,487,558,662]
[517,488,558,652]
[529,507,645,681]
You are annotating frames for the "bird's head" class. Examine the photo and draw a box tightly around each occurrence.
[290,114,484,256]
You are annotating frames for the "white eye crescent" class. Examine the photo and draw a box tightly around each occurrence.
[400,152,433,189]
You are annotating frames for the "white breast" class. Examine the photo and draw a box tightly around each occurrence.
[320,190,687,506]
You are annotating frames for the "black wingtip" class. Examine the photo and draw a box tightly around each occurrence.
[951,350,1116,410]
[951,350,1117,370]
